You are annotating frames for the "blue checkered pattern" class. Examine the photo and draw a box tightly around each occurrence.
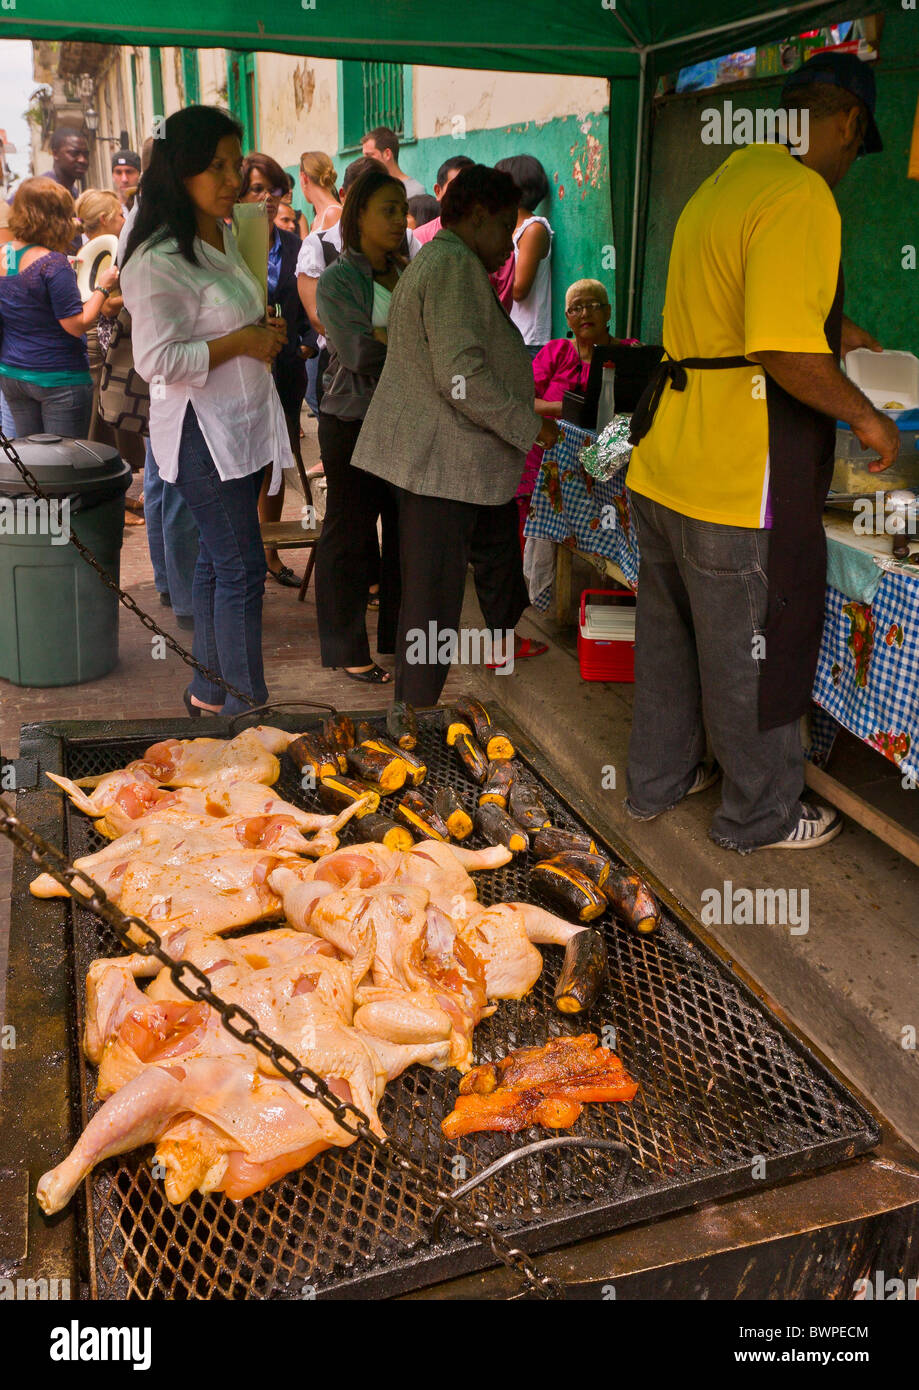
[523,423,639,611]
[812,576,919,783]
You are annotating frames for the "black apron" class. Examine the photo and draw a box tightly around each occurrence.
[629,265,844,733]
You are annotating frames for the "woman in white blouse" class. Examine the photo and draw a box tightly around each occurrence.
[121,106,292,716]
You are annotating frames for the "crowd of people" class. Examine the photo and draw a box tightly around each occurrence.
[0,51,895,856]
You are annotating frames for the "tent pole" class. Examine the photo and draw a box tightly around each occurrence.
[646,0,837,54]
[625,48,647,341]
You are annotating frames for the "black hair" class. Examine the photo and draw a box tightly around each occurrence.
[123,105,243,267]
[435,154,475,189]
[339,165,406,253]
[493,154,550,212]
[50,127,87,154]
[439,164,520,226]
[407,193,440,226]
[340,155,377,194]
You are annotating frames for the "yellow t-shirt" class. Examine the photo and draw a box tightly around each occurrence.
[627,143,841,527]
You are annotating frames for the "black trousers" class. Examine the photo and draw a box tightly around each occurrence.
[392,487,529,706]
[315,413,400,666]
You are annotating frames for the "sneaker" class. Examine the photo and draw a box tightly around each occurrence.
[759,802,842,850]
[686,759,720,796]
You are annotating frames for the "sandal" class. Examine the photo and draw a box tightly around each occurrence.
[485,636,548,669]
[337,663,392,684]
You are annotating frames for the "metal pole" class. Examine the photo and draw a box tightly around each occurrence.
[625,48,647,341]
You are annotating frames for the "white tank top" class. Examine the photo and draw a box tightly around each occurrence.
[372,280,392,329]
[509,215,553,346]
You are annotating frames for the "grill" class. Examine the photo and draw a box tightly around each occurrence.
[25,708,880,1298]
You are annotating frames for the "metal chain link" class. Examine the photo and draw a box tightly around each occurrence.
[0,431,256,709]
[0,794,564,1300]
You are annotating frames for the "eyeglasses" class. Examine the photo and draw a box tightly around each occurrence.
[566,300,608,316]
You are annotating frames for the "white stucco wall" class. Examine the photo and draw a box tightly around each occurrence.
[413,68,608,137]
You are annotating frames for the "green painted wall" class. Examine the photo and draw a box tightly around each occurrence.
[289,109,615,341]
[640,14,919,356]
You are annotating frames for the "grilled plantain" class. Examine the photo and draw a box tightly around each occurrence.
[386,701,419,750]
[533,826,599,858]
[317,775,380,818]
[478,760,515,808]
[360,735,427,786]
[443,707,473,747]
[605,869,660,936]
[345,744,407,793]
[433,786,474,841]
[474,803,529,854]
[545,849,611,891]
[531,860,606,923]
[482,726,516,761]
[396,789,449,841]
[322,713,356,752]
[359,813,415,851]
[355,720,378,744]
[455,731,489,784]
[288,732,343,782]
[554,929,608,1014]
[508,777,551,831]
[455,696,492,746]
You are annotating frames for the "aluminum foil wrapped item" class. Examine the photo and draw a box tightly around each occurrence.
[579,415,633,480]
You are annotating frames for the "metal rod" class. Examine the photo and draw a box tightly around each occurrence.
[626,49,647,341]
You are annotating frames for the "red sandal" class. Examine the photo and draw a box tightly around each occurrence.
[485,636,548,669]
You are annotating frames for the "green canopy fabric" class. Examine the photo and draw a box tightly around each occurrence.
[0,1,893,77]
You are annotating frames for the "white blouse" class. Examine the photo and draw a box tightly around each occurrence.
[121,225,294,493]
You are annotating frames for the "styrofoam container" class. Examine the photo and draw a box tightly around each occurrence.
[845,349,919,418]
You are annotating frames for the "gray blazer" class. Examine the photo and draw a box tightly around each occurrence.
[350,229,540,505]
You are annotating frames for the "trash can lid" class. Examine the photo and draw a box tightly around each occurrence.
[0,435,133,499]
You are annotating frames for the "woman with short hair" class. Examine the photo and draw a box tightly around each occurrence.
[494,154,554,356]
[0,177,118,437]
[350,164,559,704]
[121,106,292,716]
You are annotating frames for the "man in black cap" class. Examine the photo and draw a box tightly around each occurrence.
[111,150,141,210]
[625,52,900,853]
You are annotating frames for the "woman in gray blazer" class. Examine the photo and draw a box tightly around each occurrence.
[350,165,558,705]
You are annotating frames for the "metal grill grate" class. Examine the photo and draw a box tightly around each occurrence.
[55,712,878,1299]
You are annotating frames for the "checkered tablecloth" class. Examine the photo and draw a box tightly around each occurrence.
[523,423,640,611]
[810,573,919,784]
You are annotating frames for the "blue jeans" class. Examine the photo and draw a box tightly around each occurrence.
[0,387,16,438]
[172,405,268,715]
[143,438,199,617]
[0,377,93,437]
[625,492,802,851]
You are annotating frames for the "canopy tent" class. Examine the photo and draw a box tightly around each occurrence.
[1,0,902,331]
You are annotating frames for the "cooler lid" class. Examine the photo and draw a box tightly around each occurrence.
[0,435,132,498]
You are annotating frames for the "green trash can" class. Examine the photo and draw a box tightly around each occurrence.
[0,434,132,686]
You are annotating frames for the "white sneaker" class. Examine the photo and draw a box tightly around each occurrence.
[686,759,720,796]
[760,802,842,850]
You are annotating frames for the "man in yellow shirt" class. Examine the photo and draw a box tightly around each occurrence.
[625,52,899,852]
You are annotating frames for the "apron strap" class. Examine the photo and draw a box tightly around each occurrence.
[629,353,752,445]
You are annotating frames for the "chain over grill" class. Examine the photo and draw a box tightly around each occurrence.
[0,793,565,1300]
[0,431,257,710]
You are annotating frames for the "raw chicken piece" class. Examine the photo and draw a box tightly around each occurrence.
[38,922,450,1212]
[45,726,296,817]
[82,780,368,842]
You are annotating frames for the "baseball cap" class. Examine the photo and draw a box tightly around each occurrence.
[111,149,141,172]
[782,51,882,156]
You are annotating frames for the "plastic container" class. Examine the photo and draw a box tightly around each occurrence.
[845,349,919,418]
[0,434,131,686]
[578,588,636,682]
